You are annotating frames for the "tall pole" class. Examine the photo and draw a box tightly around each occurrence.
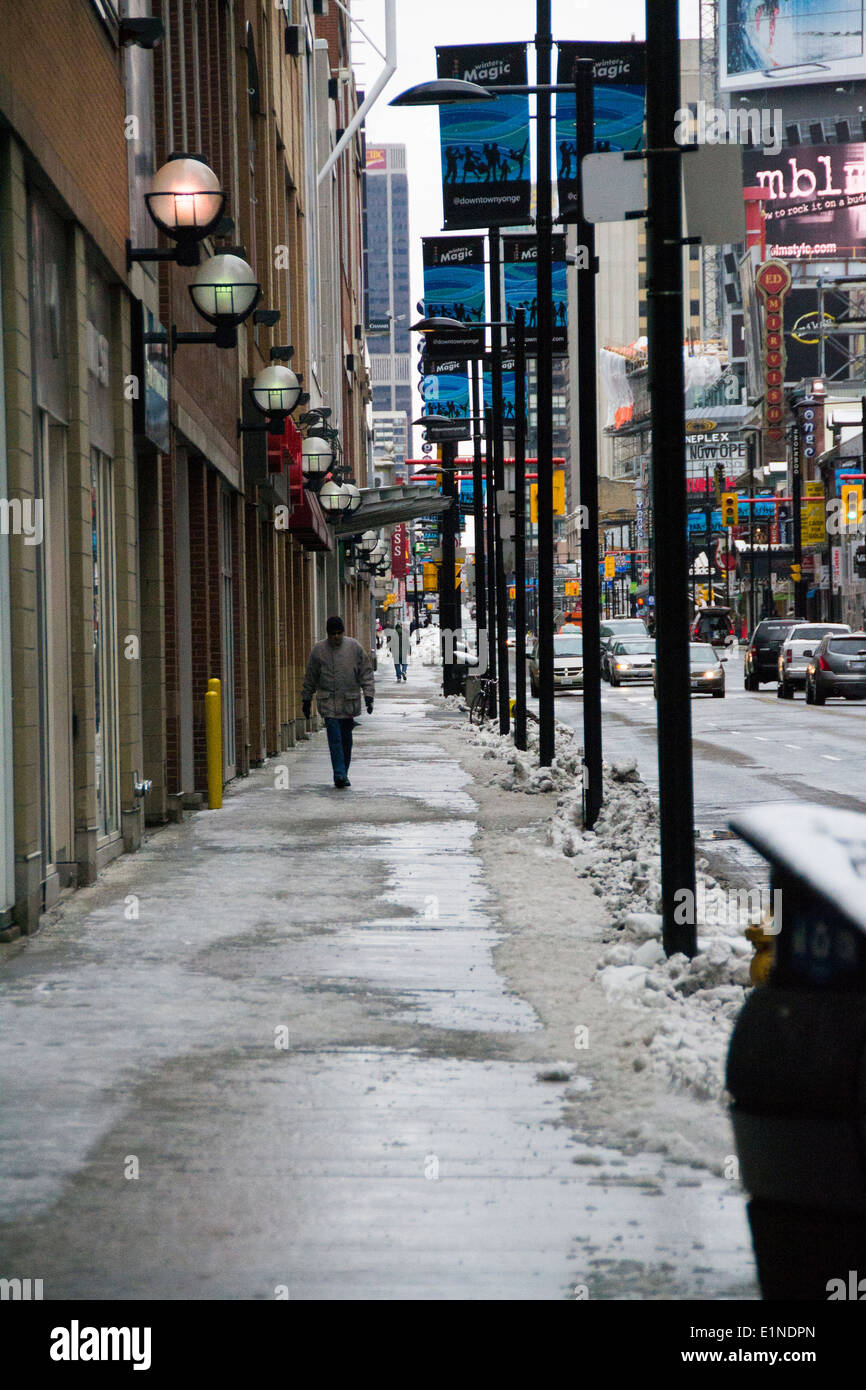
[646,0,697,958]
[514,311,528,750]
[791,413,804,616]
[485,406,498,687]
[575,57,603,827]
[535,0,556,766]
[471,358,487,663]
[748,432,757,628]
[439,440,459,694]
[704,465,714,605]
[489,227,511,734]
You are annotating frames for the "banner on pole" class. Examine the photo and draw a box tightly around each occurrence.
[420,357,472,442]
[502,234,569,354]
[391,524,410,578]
[435,43,531,230]
[482,352,517,432]
[555,41,646,218]
[422,237,486,360]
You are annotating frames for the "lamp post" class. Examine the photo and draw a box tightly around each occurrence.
[645,0,697,958]
[391,18,572,764]
[470,358,487,665]
[513,310,528,751]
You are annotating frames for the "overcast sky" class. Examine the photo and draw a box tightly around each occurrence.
[357,0,701,336]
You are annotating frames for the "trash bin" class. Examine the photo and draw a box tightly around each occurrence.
[726,802,866,1300]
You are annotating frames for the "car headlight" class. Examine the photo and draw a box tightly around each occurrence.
[616,662,630,671]
[702,669,717,679]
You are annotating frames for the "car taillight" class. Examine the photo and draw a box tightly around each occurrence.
[785,650,792,664]
[818,655,830,671]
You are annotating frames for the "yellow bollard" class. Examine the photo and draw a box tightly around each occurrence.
[745,920,775,986]
[205,678,223,810]
[509,698,516,717]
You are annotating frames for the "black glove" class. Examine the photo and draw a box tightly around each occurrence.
[302,701,311,719]
[365,699,374,715]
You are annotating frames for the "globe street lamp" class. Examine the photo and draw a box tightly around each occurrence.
[185,252,261,349]
[127,155,226,270]
[301,433,334,491]
[318,479,353,515]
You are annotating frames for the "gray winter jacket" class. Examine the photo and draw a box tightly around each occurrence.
[301,635,375,718]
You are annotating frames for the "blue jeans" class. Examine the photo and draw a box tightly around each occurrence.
[394,662,407,679]
[324,717,354,781]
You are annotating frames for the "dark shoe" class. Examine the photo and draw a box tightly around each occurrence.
[334,777,349,788]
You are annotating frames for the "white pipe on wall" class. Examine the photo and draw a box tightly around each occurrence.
[317,0,397,187]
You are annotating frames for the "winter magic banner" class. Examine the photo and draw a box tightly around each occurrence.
[435,43,531,231]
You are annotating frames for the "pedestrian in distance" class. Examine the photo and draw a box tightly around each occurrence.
[390,619,411,681]
[301,615,374,789]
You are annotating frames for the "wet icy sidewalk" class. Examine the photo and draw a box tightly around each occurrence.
[0,657,757,1299]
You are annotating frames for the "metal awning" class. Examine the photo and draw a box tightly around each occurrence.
[334,484,451,537]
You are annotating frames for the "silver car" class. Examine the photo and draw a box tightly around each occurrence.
[608,638,656,686]
[529,634,583,697]
[778,622,850,698]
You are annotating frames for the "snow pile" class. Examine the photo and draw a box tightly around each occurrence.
[597,913,752,1103]
[462,715,584,795]
[551,761,757,1103]
[456,715,760,1106]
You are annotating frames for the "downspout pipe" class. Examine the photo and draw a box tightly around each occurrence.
[317,0,397,187]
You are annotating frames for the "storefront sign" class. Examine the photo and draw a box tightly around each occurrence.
[755,259,792,444]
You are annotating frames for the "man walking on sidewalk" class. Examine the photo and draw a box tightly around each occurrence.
[302,616,375,788]
[390,619,411,681]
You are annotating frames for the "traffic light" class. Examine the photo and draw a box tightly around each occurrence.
[720,492,739,527]
[841,483,863,530]
[714,464,725,502]
[529,472,566,523]
[791,563,802,583]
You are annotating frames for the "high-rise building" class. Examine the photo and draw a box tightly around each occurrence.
[364,144,413,439]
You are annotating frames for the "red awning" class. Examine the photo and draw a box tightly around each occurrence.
[267,422,332,551]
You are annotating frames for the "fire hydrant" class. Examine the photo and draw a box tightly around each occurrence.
[745,920,775,986]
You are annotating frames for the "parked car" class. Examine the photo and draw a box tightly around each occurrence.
[778,622,851,698]
[744,617,802,690]
[805,632,866,705]
[654,642,725,698]
[691,606,735,648]
[607,638,656,686]
[529,633,583,697]
[599,619,648,679]
[558,621,582,634]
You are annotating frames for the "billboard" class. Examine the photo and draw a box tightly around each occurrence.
[743,142,866,260]
[720,1,865,91]
[422,237,486,360]
[502,234,568,354]
[784,285,850,380]
[555,41,646,216]
[435,44,531,230]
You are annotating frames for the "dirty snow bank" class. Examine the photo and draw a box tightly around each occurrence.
[461,718,759,1105]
